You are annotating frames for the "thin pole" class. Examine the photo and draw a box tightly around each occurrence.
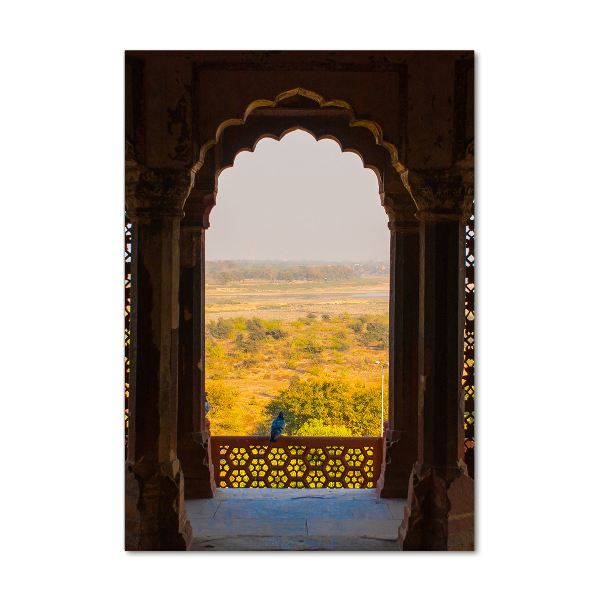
[381,363,384,436]
[375,361,387,437]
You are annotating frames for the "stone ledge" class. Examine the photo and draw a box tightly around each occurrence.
[190,535,401,551]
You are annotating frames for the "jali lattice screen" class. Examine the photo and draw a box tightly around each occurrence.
[125,218,132,452]
[211,436,383,489]
[463,206,475,477]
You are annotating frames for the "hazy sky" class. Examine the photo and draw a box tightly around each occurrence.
[206,130,390,263]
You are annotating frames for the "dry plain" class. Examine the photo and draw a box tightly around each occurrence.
[205,277,390,435]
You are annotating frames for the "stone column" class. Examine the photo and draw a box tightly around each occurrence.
[125,167,195,551]
[377,194,419,498]
[398,168,475,551]
[177,191,217,498]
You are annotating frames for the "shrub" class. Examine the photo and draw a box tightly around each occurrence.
[265,328,287,340]
[207,317,234,339]
[248,330,266,341]
[206,340,225,358]
[299,339,324,354]
[360,322,388,347]
[331,339,350,352]
[348,321,363,334]
[235,334,261,355]
[367,322,387,336]
[232,317,246,330]
[245,317,265,331]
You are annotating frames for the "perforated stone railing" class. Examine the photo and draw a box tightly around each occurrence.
[463,206,475,477]
[211,436,383,489]
[125,218,132,454]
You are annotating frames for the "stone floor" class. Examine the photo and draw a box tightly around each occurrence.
[187,488,406,551]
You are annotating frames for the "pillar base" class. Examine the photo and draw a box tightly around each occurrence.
[125,459,193,551]
[177,432,216,499]
[376,430,416,498]
[398,462,474,551]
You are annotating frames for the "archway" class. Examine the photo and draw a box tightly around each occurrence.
[176,90,420,496]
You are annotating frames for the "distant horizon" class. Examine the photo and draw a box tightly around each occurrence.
[205,258,389,265]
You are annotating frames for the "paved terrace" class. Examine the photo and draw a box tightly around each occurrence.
[187,488,406,551]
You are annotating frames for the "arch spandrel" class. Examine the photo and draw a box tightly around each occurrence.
[192,89,408,177]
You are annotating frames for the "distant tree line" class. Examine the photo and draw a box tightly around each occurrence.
[206,262,358,284]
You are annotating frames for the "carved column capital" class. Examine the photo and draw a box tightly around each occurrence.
[382,193,419,233]
[401,167,474,221]
[126,167,196,219]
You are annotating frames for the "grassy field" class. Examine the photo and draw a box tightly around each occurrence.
[205,277,390,435]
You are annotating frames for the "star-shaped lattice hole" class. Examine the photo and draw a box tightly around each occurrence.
[345,448,365,468]
[305,470,327,487]
[267,470,289,488]
[267,447,288,466]
[288,458,307,479]
[248,459,269,479]
[228,447,250,467]
[344,470,365,488]
[325,458,345,479]
[228,469,249,487]
[306,448,327,468]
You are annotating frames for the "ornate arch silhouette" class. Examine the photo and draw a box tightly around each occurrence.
[214,126,386,192]
[191,88,408,180]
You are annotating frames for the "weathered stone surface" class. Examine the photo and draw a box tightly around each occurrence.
[125,166,194,550]
[403,166,474,220]
[177,433,216,499]
[125,461,192,551]
[398,465,474,551]
[186,489,404,550]
[126,167,195,217]
[377,193,419,498]
[191,518,308,537]
[308,519,402,539]
[190,535,400,551]
[212,497,393,521]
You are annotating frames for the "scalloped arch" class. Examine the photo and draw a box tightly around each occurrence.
[214,127,385,189]
[192,88,407,176]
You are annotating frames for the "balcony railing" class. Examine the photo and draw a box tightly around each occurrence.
[210,436,383,489]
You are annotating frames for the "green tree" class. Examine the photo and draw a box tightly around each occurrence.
[296,419,353,436]
[261,377,386,437]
